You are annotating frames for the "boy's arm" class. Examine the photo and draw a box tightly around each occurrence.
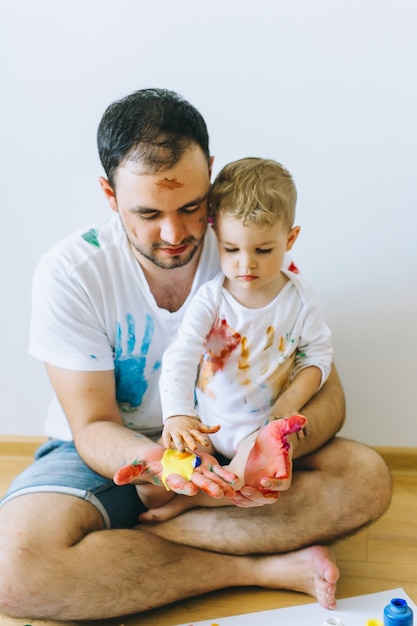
[160,286,216,423]
[271,364,346,465]
[271,365,322,420]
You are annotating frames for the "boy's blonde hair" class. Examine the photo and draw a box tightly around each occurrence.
[210,157,297,230]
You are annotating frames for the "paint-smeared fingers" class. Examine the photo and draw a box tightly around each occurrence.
[196,467,237,499]
[170,431,195,452]
[210,463,238,484]
[197,423,221,434]
[165,472,199,496]
[187,428,212,448]
[113,461,145,485]
[276,414,307,437]
[196,452,237,485]
[189,471,235,499]
[232,486,279,507]
[161,430,174,450]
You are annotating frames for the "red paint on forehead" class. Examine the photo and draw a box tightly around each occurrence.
[156,177,184,190]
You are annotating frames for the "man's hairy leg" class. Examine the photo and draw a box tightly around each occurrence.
[144,437,392,554]
[0,493,338,620]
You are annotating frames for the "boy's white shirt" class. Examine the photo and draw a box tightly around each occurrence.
[160,271,333,458]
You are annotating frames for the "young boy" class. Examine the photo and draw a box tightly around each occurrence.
[158,157,333,499]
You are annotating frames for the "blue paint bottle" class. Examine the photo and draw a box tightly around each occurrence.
[383,597,414,626]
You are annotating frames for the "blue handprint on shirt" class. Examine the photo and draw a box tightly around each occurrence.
[114,313,155,410]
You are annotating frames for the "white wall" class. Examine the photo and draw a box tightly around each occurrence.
[1,0,416,445]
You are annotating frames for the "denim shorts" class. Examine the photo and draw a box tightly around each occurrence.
[0,439,147,528]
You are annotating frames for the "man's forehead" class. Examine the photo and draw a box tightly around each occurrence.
[155,177,184,190]
[114,145,210,196]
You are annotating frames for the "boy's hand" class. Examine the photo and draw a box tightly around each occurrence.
[162,414,220,452]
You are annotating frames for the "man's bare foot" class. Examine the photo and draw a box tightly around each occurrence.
[244,416,306,494]
[136,484,176,510]
[139,491,230,523]
[253,545,339,609]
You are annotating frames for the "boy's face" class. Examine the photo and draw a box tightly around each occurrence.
[100,144,212,270]
[215,214,300,305]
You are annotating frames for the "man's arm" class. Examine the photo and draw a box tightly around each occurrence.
[291,363,345,461]
[45,364,160,479]
[45,364,236,496]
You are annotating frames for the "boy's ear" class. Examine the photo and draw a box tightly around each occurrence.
[99,177,118,212]
[286,225,301,251]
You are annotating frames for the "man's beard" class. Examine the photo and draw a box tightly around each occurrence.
[127,234,204,269]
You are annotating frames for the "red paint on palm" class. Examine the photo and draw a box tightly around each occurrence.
[113,461,144,485]
[244,415,306,495]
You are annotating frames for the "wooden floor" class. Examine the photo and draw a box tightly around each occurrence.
[0,440,416,626]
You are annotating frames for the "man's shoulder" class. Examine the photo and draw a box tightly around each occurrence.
[38,215,124,275]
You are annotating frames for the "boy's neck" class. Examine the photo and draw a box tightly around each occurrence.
[224,271,289,309]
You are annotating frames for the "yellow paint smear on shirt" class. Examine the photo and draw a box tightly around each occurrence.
[264,326,274,350]
[238,336,250,370]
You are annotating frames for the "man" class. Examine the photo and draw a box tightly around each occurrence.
[0,88,391,621]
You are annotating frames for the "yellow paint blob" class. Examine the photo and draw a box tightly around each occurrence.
[161,449,198,490]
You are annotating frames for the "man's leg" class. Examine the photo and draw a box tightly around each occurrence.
[145,437,392,553]
[0,492,338,620]
[0,439,391,620]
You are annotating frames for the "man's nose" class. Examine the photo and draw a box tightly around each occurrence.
[160,216,185,243]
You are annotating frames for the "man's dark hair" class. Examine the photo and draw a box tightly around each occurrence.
[97,88,210,186]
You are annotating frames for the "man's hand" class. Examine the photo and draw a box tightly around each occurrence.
[114,447,237,499]
[231,485,280,507]
[242,415,307,497]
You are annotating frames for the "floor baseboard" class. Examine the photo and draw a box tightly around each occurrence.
[0,435,47,457]
[0,436,415,472]
[374,446,417,473]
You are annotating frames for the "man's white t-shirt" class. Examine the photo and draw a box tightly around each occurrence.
[29,215,221,441]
